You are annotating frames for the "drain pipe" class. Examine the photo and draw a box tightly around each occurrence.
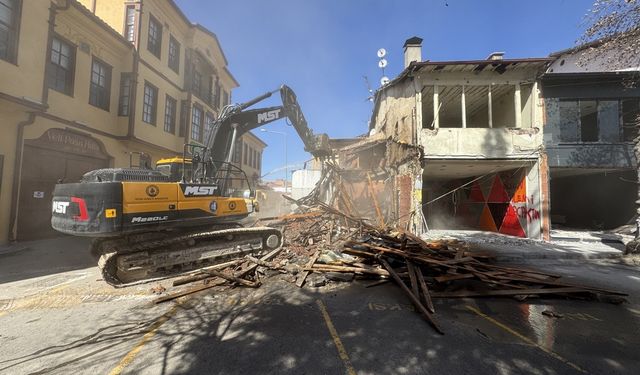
[8,113,37,241]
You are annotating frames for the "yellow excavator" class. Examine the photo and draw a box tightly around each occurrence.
[51,85,329,286]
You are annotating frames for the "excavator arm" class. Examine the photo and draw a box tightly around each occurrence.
[204,85,331,165]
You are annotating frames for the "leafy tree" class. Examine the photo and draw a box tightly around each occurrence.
[580,1,640,253]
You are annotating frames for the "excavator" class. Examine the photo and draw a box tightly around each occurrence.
[51,85,330,287]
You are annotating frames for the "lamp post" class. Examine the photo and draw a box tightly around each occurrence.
[260,128,288,193]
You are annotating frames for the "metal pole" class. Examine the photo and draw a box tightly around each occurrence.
[284,132,288,194]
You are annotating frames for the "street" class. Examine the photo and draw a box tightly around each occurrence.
[1,237,639,375]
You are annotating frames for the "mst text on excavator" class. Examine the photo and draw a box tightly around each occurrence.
[51,85,329,287]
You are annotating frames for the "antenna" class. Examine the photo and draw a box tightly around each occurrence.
[362,76,374,102]
[377,48,389,87]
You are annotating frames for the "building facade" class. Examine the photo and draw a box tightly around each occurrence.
[231,131,266,189]
[370,38,551,239]
[541,43,640,230]
[0,0,242,243]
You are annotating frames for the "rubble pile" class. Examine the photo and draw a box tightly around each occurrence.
[153,158,627,335]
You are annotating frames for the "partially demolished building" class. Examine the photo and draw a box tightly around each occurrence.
[369,37,552,239]
[298,36,640,241]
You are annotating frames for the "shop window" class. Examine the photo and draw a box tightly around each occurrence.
[622,98,640,142]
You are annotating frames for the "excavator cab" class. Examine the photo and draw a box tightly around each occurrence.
[155,157,192,182]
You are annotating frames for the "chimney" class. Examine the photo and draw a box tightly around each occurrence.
[403,36,423,68]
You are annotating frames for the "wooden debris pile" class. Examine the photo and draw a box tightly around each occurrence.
[300,218,627,334]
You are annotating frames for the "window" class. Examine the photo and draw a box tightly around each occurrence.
[164,95,176,133]
[192,69,202,98]
[124,5,136,43]
[622,99,640,142]
[142,82,158,124]
[223,90,229,107]
[0,0,21,63]
[47,36,75,95]
[168,35,180,73]
[179,100,188,137]
[579,100,598,142]
[191,106,203,142]
[204,112,215,142]
[243,142,248,165]
[118,73,132,116]
[147,14,162,58]
[257,151,261,171]
[214,82,221,109]
[89,58,111,110]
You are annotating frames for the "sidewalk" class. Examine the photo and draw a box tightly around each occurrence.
[423,229,625,262]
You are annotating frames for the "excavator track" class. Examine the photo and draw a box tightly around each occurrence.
[95,226,282,287]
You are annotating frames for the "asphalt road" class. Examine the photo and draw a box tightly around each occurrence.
[1,237,639,375]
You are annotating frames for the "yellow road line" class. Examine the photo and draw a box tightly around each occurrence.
[465,305,588,374]
[316,299,357,375]
[108,303,181,375]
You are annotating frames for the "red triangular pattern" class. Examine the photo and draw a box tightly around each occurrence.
[512,178,527,203]
[469,181,485,202]
[487,175,510,203]
[478,204,498,232]
[500,204,526,237]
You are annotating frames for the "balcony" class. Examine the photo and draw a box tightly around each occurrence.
[419,127,542,158]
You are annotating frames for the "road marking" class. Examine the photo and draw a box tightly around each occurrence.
[316,299,357,375]
[466,305,588,374]
[108,302,182,375]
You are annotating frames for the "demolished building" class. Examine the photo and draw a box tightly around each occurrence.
[369,37,552,240]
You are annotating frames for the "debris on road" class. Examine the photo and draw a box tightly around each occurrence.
[151,158,627,335]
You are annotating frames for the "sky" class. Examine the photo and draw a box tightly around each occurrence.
[176,0,595,181]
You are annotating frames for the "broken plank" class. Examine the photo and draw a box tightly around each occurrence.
[308,264,389,277]
[415,267,436,313]
[155,246,283,304]
[201,269,260,288]
[173,259,245,286]
[406,261,421,301]
[296,249,322,288]
[379,257,444,334]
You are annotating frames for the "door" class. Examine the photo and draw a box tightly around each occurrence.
[17,145,108,241]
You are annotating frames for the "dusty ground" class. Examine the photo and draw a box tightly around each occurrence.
[1,234,639,374]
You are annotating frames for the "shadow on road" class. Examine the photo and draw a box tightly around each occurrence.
[0,236,94,284]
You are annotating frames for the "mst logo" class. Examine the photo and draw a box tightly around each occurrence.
[257,109,282,124]
[182,185,216,197]
[52,201,70,214]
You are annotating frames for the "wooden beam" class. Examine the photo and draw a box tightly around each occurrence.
[379,257,444,334]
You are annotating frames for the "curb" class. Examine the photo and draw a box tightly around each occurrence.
[493,251,623,263]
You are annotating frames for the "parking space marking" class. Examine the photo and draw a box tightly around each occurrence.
[316,299,357,375]
[466,305,588,374]
[108,301,183,375]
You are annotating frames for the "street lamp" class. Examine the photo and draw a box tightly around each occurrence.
[260,128,288,193]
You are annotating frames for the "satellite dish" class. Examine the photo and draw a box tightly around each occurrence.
[377,48,386,58]
[378,59,388,68]
[380,76,390,86]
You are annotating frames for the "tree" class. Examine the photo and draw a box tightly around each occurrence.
[580,0,640,254]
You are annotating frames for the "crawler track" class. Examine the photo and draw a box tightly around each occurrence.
[95,226,282,287]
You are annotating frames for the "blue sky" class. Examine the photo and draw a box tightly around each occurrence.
[176,0,594,181]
